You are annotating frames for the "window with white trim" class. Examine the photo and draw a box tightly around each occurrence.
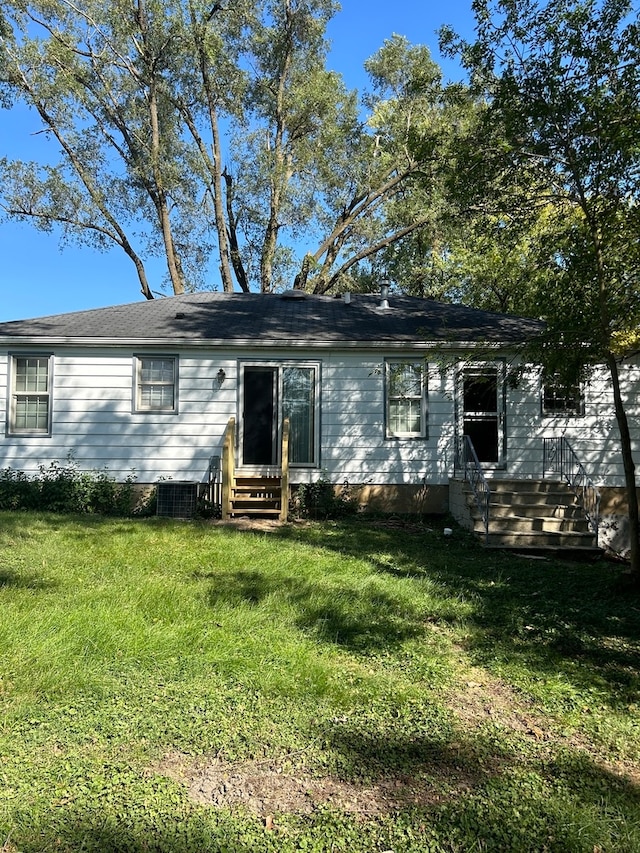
[542,376,583,417]
[385,360,427,438]
[134,356,178,412]
[8,354,53,435]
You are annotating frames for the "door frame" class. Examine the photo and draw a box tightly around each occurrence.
[455,360,506,469]
[237,360,321,473]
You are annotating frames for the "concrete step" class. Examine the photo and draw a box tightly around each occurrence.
[486,493,579,509]
[483,503,584,520]
[472,516,590,535]
[486,530,597,549]
[488,479,572,494]
[460,478,600,552]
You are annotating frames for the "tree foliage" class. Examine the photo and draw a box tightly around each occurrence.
[0,0,458,296]
[440,0,640,578]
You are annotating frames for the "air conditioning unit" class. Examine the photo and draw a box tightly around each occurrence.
[156,481,198,519]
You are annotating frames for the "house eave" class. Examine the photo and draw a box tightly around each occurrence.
[0,336,512,350]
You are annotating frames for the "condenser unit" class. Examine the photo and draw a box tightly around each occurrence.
[156,481,198,519]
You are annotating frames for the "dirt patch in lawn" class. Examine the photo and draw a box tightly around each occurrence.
[152,751,480,820]
[447,663,640,788]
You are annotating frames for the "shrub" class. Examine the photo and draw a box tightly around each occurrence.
[0,456,135,516]
[294,476,359,520]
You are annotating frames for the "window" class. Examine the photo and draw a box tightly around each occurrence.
[8,354,53,435]
[386,360,427,438]
[283,366,315,464]
[542,376,583,417]
[134,356,178,412]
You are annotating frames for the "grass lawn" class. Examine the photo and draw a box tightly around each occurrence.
[0,511,639,852]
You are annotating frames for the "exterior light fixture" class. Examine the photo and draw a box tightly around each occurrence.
[217,368,226,386]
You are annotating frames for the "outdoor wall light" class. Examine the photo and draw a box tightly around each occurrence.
[216,368,226,387]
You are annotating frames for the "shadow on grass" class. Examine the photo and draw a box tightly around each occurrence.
[271,519,640,708]
[204,567,429,650]
[10,810,263,853]
[0,568,58,590]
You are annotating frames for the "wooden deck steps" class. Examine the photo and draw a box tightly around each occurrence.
[226,476,283,519]
[461,479,600,552]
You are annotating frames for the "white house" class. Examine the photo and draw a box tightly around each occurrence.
[0,289,636,552]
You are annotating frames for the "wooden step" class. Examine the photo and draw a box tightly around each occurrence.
[227,475,283,519]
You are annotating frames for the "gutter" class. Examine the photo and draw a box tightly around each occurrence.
[0,336,512,350]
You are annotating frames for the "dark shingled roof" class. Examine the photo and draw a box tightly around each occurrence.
[0,292,544,346]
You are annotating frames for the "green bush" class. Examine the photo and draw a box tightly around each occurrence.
[294,476,359,520]
[0,467,39,510]
[0,456,135,515]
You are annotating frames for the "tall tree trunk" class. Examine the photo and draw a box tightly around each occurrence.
[139,0,185,295]
[607,352,640,580]
[188,4,235,292]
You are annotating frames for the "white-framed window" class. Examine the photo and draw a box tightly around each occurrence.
[134,356,178,413]
[8,354,53,436]
[542,376,583,417]
[385,360,427,438]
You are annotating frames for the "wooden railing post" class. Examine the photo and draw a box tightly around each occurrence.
[280,417,290,522]
[222,417,235,520]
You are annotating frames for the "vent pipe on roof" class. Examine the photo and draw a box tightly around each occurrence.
[343,292,351,305]
[379,282,390,310]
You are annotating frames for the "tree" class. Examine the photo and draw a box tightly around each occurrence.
[0,1,458,296]
[441,0,640,580]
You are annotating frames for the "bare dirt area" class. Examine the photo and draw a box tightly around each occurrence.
[152,751,476,820]
[150,664,639,821]
[447,663,640,788]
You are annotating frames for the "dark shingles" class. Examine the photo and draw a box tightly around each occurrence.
[0,292,544,344]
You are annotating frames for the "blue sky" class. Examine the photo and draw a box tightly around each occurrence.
[0,0,474,321]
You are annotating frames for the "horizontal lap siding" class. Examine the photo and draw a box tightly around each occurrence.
[501,363,640,485]
[2,348,640,489]
[320,353,455,486]
[0,349,237,482]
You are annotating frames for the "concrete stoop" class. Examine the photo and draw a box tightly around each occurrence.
[456,479,600,553]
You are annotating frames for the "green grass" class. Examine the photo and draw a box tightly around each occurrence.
[0,511,639,852]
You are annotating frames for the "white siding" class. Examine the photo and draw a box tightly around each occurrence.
[0,346,638,489]
[500,362,640,486]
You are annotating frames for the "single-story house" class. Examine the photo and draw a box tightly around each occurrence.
[0,288,636,552]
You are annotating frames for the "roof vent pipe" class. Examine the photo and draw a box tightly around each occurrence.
[343,292,351,305]
[379,282,390,310]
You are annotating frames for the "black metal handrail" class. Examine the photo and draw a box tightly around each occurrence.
[462,435,491,543]
[543,436,600,543]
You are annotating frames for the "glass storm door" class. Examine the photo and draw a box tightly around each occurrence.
[242,367,278,465]
[461,365,504,465]
[241,365,317,467]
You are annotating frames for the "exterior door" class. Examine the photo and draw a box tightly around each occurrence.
[460,364,505,465]
[241,364,318,468]
[242,366,277,465]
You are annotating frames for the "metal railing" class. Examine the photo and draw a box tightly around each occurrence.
[461,435,491,543]
[543,436,600,543]
[208,453,221,510]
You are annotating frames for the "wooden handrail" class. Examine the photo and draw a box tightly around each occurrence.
[280,417,290,522]
[221,417,236,520]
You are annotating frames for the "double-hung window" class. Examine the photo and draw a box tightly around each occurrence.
[134,356,178,413]
[385,360,427,438]
[542,376,583,417]
[8,354,53,436]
